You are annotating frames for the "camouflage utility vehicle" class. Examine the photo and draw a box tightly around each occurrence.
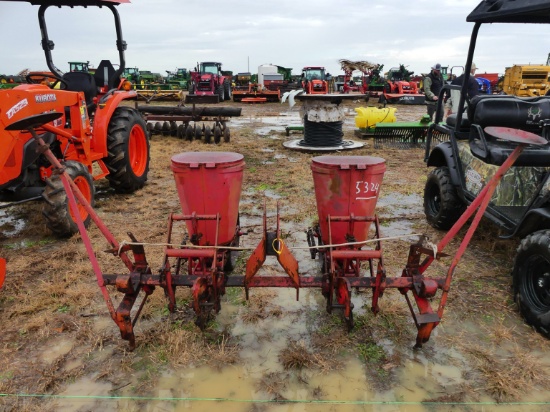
[424,0,550,338]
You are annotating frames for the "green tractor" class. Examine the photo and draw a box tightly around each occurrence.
[123,67,165,90]
[165,68,190,90]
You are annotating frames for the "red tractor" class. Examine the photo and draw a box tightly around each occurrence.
[0,0,150,237]
[186,62,232,104]
[301,66,329,94]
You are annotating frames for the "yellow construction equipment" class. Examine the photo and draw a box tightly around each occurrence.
[501,64,550,96]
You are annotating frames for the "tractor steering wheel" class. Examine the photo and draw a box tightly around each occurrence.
[26,73,68,90]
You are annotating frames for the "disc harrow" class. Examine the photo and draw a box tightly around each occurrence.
[137,104,240,144]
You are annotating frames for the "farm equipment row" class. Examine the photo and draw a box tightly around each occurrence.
[9,104,545,350]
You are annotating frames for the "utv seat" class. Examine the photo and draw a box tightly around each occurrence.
[447,95,550,132]
[466,94,550,166]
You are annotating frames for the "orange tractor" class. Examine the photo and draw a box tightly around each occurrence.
[0,0,150,239]
[300,66,329,94]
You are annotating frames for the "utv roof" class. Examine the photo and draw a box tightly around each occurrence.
[467,0,550,23]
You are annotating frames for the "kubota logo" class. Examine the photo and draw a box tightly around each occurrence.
[6,98,28,119]
[35,94,57,103]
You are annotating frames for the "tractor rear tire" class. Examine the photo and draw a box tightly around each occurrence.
[105,107,150,194]
[423,166,464,230]
[42,160,95,237]
[513,230,550,338]
[223,80,232,101]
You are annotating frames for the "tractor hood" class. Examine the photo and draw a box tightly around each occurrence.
[200,73,214,81]
[468,0,550,23]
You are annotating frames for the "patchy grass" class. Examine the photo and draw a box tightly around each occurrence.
[1,100,550,408]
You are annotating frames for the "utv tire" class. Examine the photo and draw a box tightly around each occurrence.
[42,160,95,237]
[105,107,150,194]
[513,230,550,338]
[424,166,464,230]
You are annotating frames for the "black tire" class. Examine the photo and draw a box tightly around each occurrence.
[189,84,195,95]
[223,79,232,101]
[42,161,95,237]
[105,107,150,194]
[223,126,230,143]
[513,230,550,338]
[217,84,225,102]
[423,166,464,230]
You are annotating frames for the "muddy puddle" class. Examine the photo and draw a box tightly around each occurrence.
[51,294,547,412]
[0,207,26,238]
[230,112,301,137]
[47,208,546,412]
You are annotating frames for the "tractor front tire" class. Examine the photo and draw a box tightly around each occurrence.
[105,107,150,194]
[423,166,464,230]
[42,160,95,237]
[513,230,550,338]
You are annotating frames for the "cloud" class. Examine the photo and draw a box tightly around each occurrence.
[1,0,548,78]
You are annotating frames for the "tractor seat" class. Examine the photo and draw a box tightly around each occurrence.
[62,71,97,107]
[94,59,118,91]
[469,124,550,167]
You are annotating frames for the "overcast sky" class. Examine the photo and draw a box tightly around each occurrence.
[1,0,549,79]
